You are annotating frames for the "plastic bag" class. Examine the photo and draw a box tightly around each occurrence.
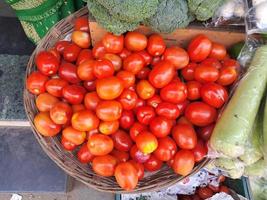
[250,177,267,200]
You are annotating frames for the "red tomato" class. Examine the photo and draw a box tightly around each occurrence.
[137,50,152,66]
[63,43,81,62]
[119,110,135,130]
[117,70,135,88]
[197,123,215,141]
[136,67,151,80]
[71,31,91,48]
[96,76,124,100]
[77,143,94,163]
[198,187,214,199]
[48,48,60,62]
[115,162,138,191]
[55,41,70,54]
[136,80,155,100]
[148,61,175,88]
[136,131,158,154]
[45,78,68,97]
[147,34,166,56]
[119,48,131,59]
[172,150,195,176]
[111,149,129,163]
[72,104,85,113]
[150,116,173,138]
[136,106,156,125]
[129,160,144,180]
[36,51,59,75]
[172,124,197,149]
[200,83,228,108]
[71,109,99,131]
[93,59,114,79]
[84,92,100,111]
[96,100,122,121]
[62,126,86,145]
[185,102,217,126]
[156,102,180,120]
[129,122,148,142]
[112,130,133,152]
[151,56,161,65]
[160,82,187,104]
[176,100,190,115]
[34,112,61,136]
[26,71,48,95]
[118,89,138,110]
[177,116,193,126]
[202,57,222,69]
[186,81,202,100]
[92,155,117,177]
[209,42,227,60]
[61,137,77,151]
[125,31,147,51]
[83,80,96,91]
[62,84,86,105]
[163,46,189,69]
[134,98,146,112]
[88,134,114,156]
[77,59,95,81]
[99,120,119,135]
[74,17,89,32]
[36,93,59,112]
[144,154,163,172]
[188,34,212,62]
[86,128,99,140]
[130,145,150,163]
[154,137,177,161]
[58,62,81,84]
[92,41,106,59]
[147,95,162,108]
[50,102,72,124]
[194,64,219,83]
[102,33,124,54]
[181,62,198,81]
[123,53,145,75]
[217,66,238,86]
[222,58,240,70]
[192,140,207,162]
[220,186,230,194]
[103,53,122,71]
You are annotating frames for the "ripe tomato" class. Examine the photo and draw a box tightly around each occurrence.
[176,100,190,115]
[186,81,202,100]
[71,31,91,48]
[129,122,148,141]
[93,59,114,79]
[72,104,85,113]
[58,62,81,84]
[217,66,238,86]
[96,76,124,100]
[45,78,68,97]
[36,51,59,75]
[88,133,114,156]
[129,160,144,180]
[63,43,81,62]
[48,48,60,62]
[84,92,100,111]
[209,42,227,60]
[147,95,162,108]
[151,56,161,65]
[102,33,124,53]
[177,116,192,126]
[136,131,158,154]
[118,89,138,110]
[220,186,230,194]
[136,106,155,125]
[61,137,77,151]
[134,98,146,111]
[192,140,207,162]
[92,155,117,177]
[156,102,180,120]
[55,41,70,54]
[202,57,222,69]
[50,102,72,124]
[119,110,135,130]
[77,59,95,81]
[188,34,212,62]
[103,53,122,71]
[74,17,89,32]
[125,31,147,51]
[172,150,195,176]
[111,149,129,163]
[197,123,215,141]
[150,116,173,138]
[163,46,189,69]
[115,162,138,191]
[86,128,99,140]
[62,126,86,145]
[137,50,152,66]
[197,187,213,199]
[154,137,177,161]
[117,70,135,88]
[136,67,151,80]
[112,130,133,152]
[123,53,145,75]
[34,112,61,136]
[160,81,187,104]
[83,80,96,91]
[119,48,131,59]
[147,34,166,56]
[92,41,106,59]
[181,62,198,81]
[71,109,99,131]
[136,80,155,100]
[222,58,240,71]
[200,83,228,108]
[77,143,94,163]
[130,145,150,163]
[148,61,175,88]
[62,84,86,104]
[194,64,219,83]
[26,71,48,95]
[96,100,122,121]
[36,93,59,112]
[185,102,217,126]
[144,154,163,172]
[99,120,119,135]
[172,124,197,149]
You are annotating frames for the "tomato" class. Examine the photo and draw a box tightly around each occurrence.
[136,67,150,80]
[186,81,202,100]
[45,78,68,97]
[222,58,240,71]
[136,106,155,125]
[26,71,48,95]
[188,34,212,62]
[58,62,81,84]
[92,41,106,59]
[123,53,145,75]
[103,53,122,71]
[63,43,81,62]
[112,130,133,152]
[119,110,135,130]
[185,102,217,126]
[177,116,193,126]
[144,154,163,172]
[36,51,59,75]
[194,64,219,83]
[96,76,124,100]
[192,140,207,162]
[71,31,91,48]
[72,104,85,113]
[86,128,99,140]
[200,83,228,108]
[148,61,175,88]
[71,109,99,131]
[151,56,161,65]
[48,48,60,62]
[129,122,148,142]
[130,145,150,163]
[197,124,215,141]
[218,175,226,183]
[50,102,72,124]
[34,112,61,136]
[209,42,227,60]
[172,150,195,176]
[125,31,147,51]
[220,186,230,194]
[96,100,122,121]
[116,70,135,88]
[137,51,151,66]
[154,137,177,161]
[102,33,124,53]
[118,89,138,110]
[83,80,96,91]
[134,98,146,112]
[36,93,59,112]
[155,102,180,120]
[84,92,100,111]
[160,82,187,104]
[136,131,158,154]
[163,46,189,69]
[119,48,131,59]
[217,66,238,86]
[129,160,144,180]
[115,162,138,191]
[197,187,213,199]
[55,41,70,54]
[136,80,155,100]
[111,149,129,163]
[74,17,89,32]
[61,137,77,151]
[77,143,94,163]
[88,133,114,156]
[147,34,166,56]
[62,84,86,105]
[99,120,119,135]
[202,57,222,69]
[93,59,114,79]
[62,126,86,145]
[176,100,190,115]
[147,95,162,109]
[150,116,173,138]
[181,62,198,81]
[77,59,95,81]
[172,124,197,149]
[92,155,117,177]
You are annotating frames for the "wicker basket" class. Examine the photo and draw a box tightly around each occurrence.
[24,7,210,193]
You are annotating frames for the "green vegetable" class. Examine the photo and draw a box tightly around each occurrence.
[229,42,245,59]
[210,45,267,158]
[263,92,267,159]
[245,159,266,177]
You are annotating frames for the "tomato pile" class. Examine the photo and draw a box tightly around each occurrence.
[26,17,240,191]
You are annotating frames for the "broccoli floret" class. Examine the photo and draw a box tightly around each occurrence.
[95,0,159,23]
[87,0,139,35]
